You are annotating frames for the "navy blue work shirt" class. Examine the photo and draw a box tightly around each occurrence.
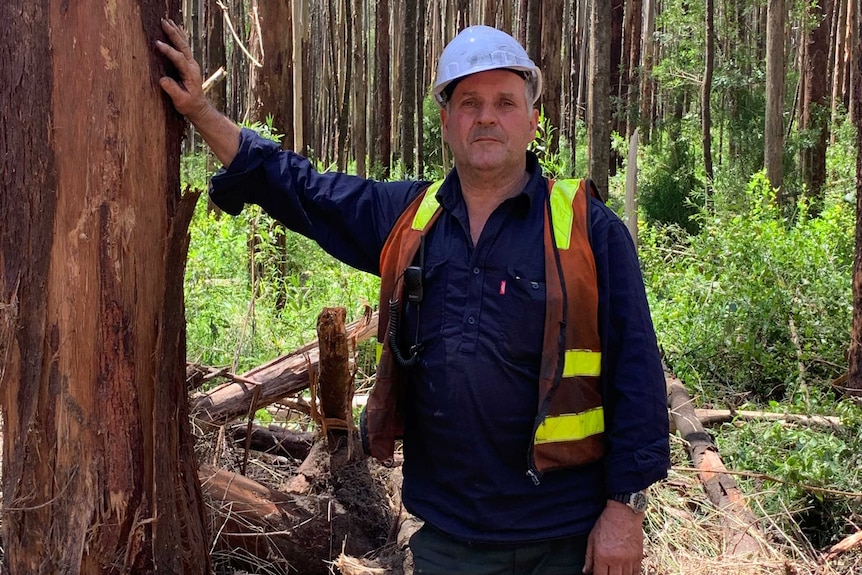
[210,128,670,544]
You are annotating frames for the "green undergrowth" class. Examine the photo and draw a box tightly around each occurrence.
[636,166,862,550]
[184,200,380,373]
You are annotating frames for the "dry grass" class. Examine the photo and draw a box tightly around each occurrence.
[643,468,861,575]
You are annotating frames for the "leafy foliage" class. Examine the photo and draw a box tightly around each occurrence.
[638,130,703,234]
[641,171,853,401]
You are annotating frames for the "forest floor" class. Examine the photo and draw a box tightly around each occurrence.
[0,434,862,575]
[0,421,859,574]
[203,430,862,575]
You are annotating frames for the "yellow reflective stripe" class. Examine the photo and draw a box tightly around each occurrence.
[563,349,602,377]
[534,407,605,444]
[412,180,445,230]
[549,179,579,250]
[376,342,383,363]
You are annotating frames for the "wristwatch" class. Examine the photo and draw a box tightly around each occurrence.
[609,490,648,513]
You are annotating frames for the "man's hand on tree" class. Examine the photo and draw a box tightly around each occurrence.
[156,18,212,124]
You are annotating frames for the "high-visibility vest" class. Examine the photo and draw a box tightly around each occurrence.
[361,178,604,478]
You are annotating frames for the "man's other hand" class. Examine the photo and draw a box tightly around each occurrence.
[583,499,644,575]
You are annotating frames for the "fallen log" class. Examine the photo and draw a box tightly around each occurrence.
[199,462,390,575]
[192,309,377,427]
[229,424,314,461]
[672,408,843,432]
[666,370,765,557]
[824,530,862,561]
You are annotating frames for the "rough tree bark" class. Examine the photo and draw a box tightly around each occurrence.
[0,1,209,573]
[765,0,786,191]
[315,308,354,434]
[639,0,657,143]
[372,0,392,178]
[401,0,418,177]
[801,0,834,214]
[352,0,368,177]
[541,0,563,153]
[624,0,643,139]
[848,14,862,396]
[588,0,612,197]
[702,0,715,199]
[251,0,294,146]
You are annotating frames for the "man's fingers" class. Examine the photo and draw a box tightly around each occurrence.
[160,18,194,60]
[158,76,182,98]
[583,538,594,574]
[155,36,200,87]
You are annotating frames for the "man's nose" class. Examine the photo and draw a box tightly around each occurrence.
[475,103,497,125]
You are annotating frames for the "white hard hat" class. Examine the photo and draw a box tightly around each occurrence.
[433,25,543,106]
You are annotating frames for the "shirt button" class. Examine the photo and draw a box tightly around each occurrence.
[472,267,480,275]
[531,282,539,290]
[467,316,476,325]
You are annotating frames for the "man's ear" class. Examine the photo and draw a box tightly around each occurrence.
[440,107,449,142]
[530,107,539,131]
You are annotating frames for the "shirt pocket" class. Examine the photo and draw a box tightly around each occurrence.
[498,265,546,365]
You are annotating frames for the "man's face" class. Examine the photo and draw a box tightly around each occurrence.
[440,69,539,177]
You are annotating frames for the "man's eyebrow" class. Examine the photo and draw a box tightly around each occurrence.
[456,90,519,99]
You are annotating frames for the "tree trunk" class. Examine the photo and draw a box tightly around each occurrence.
[0,2,210,573]
[228,0,249,122]
[639,0,657,142]
[401,0,418,177]
[293,0,308,155]
[252,0,294,146]
[588,0,612,197]
[702,0,715,200]
[315,308,354,433]
[204,0,227,214]
[831,0,848,141]
[848,13,862,396]
[765,0,786,192]
[541,0,564,153]
[625,0,643,138]
[250,0,295,312]
[526,0,543,68]
[848,0,859,123]
[372,0,392,178]
[416,0,427,178]
[609,0,625,149]
[352,0,368,177]
[801,0,834,214]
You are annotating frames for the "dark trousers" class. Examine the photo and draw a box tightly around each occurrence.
[410,524,589,575]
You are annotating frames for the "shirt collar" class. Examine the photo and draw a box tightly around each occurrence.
[436,151,545,211]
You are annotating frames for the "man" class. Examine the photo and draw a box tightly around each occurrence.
[158,19,669,575]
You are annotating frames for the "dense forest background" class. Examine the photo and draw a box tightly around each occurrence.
[176,0,862,571]
[3,0,859,572]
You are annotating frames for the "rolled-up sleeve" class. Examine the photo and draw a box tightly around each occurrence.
[209,128,427,275]
[591,200,670,494]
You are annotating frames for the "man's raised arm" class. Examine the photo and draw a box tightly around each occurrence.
[156,18,240,168]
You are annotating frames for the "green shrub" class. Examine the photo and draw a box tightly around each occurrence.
[638,135,703,235]
[641,171,853,402]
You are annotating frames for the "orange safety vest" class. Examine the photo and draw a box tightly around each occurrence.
[362,179,605,478]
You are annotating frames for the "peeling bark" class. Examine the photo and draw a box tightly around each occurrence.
[0,2,209,572]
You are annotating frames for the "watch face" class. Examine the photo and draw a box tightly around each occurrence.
[630,491,648,513]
